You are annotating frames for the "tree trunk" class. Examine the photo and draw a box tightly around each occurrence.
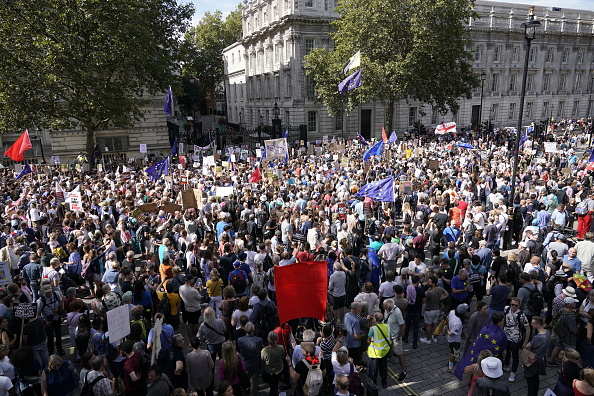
[86,128,96,162]
[386,99,395,133]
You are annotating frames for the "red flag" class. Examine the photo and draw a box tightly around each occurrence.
[381,126,388,142]
[249,167,261,183]
[4,129,32,161]
[275,261,327,325]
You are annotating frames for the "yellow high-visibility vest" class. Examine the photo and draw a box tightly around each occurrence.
[367,323,391,358]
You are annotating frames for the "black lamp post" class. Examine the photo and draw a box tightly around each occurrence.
[259,115,264,145]
[479,71,486,134]
[507,6,540,247]
[272,102,281,139]
[31,127,47,164]
[239,111,243,133]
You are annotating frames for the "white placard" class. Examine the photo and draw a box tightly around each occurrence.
[215,186,234,197]
[51,156,60,165]
[256,149,262,158]
[140,144,147,153]
[69,190,82,211]
[179,143,184,154]
[106,305,131,341]
[0,262,12,287]
[204,156,215,166]
[333,155,339,160]
[544,142,557,153]
[230,154,236,163]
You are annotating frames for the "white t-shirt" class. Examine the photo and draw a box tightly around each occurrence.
[0,375,12,396]
[378,281,397,298]
[231,309,253,329]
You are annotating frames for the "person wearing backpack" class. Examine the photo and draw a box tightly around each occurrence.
[367,311,391,389]
[249,289,279,343]
[502,297,531,382]
[82,355,113,396]
[287,342,324,396]
[517,272,544,323]
[228,261,249,297]
[549,297,579,367]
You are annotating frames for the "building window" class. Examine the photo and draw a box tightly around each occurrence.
[233,83,237,101]
[275,45,280,64]
[543,73,551,91]
[335,111,343,131]
[509,74,517,91]
[562,48,569,63]
[408,107,417,126]
[306,77,316,98]
[431,106,438,124]
[474,45,482,62]
[546,47,554,63]
[512,46,520,62]
[305,0,313,7]
[491,74,499,92]
[575,72,582,91]
[305,38,315,56]
[97,136,130,152]
[572,100,580,117]
[578,48,585,64]
[257,77,262,98]
[526,102,533,119]
[275,75,280,97]
[285,73,292,96]
[559,73,567,91]
[494,46,501,62]
[307,111,317,132]
[527,74,534,91]
[491,103,499,122]
[542,101,549,118]
[558,101,565,117]
[529,47,536,63]
[509,103,516,120]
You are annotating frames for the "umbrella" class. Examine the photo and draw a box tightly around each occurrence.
[457,143,474,149]
[573,273,592,292]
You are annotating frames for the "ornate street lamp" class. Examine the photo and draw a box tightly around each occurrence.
[272,102,281,139]
[479,71,486,134]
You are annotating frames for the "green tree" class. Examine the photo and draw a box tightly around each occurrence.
[0,0,193,156]
[305,0,479,132]
[184,6,243,101]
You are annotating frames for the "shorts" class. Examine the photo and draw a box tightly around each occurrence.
[393,339,403,356]
[449,342,461,358]
[184,309,201,324]
[424,310,440,325]
[333,294,346,309]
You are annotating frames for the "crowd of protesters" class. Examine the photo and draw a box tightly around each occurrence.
[0,118,593,396]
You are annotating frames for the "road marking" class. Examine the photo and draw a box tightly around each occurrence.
[388,366,418,395]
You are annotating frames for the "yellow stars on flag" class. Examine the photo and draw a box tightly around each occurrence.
[495,346,500,351]
[491,340,497,345]
[484,334,490,339]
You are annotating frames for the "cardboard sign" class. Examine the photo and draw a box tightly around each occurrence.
[182,189,197,209]
[561,168,571,174]
[162,202,182,214]
[130,208,143,219]
[14,303,36,319]
[137,203,159,213]
[0,262,11,287]
[106,305,131,341]
[400,181,412,195]
[428,160,440,170]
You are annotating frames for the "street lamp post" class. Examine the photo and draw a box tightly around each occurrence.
[479,71,486,136]
[31,127,47,164]
[259,115,264,146]
[239,111,243,133]
[507,6,540,247]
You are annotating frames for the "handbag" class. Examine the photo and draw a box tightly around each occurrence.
[434,318,448,336]
[461,364,478,386]
[520,348,538,367]
[238,358,250,389]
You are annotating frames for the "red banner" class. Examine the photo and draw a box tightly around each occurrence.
[275,261,327,325]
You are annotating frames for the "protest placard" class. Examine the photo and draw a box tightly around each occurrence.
[14,303,36,319]
[106,305,131,341]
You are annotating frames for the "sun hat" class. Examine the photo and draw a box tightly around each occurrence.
[563,286,577,298]
[481,356,503,378]
[554,270,568,278]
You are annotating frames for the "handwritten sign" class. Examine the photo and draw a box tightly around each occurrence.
[14,303,36,319]
[106,305,131,341]
[0,262,12,287]
[69,191,82,211]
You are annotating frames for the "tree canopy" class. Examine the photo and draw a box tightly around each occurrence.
[0,0,193,155]
[305,0,479,131]
[184,7,243,101]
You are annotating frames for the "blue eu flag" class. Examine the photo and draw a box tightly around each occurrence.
[145,157,169,181]
[15,164,32,180]
[454,323,508,380]
[362,140,384,162]
[357,176,394,202]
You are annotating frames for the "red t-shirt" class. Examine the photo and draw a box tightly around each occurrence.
[457,200,468,220]
[123,350,142,390]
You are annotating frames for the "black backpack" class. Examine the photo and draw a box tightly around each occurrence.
[263,253,273,272]
[523,285,544,314]
[156,293,171,318]
[258,302,279,338]
[81,372,106,396]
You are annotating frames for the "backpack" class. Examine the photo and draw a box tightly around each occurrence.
[301,359,324,396]
[576,199,590,215]
[263,253,273,272]
[131,318,148,341]
[231,270,246,294]
[530,240,545,258]
[81,372,105,396]
[156,293,172,318]
[553,311,569,338]
[253,271,266,289]
[523,285,544,314]
[259,302,279,338]
[347,362,365,396]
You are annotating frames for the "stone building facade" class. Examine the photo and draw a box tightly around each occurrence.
[223,0,594,140]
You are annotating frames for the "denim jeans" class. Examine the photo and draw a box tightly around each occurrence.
[581,341,594,368]
[207,343,223,365]
[403,311,421,347]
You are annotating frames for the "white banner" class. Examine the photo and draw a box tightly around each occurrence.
[106,305,131,342]
[435,122,457,134]
[544,142,557,153]
[69,189,82,211]
[264,138,288,160]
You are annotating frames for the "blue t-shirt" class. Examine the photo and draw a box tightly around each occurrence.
[451,276,469,301]
[343,312,361,348]
[489,284,510,311]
